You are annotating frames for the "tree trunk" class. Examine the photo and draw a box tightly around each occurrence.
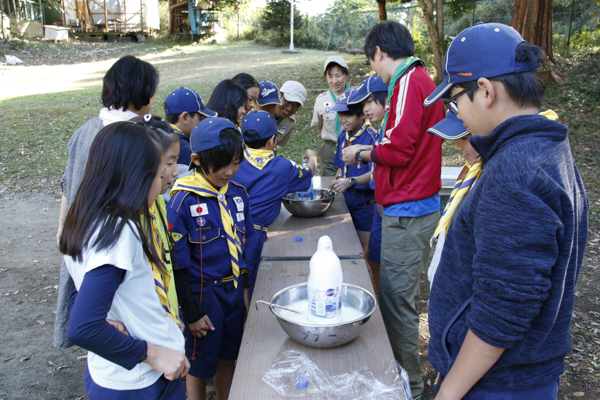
[417,0,445,81]
[376,0,387,21]
[511,0,553,60]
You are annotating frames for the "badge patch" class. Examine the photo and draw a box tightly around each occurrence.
[167,222,174,230]
[190,203,208,217]
[357,164,362,170]
[279,126,288,134]
[172,232,183,242]
[324,101,331,114]
[236,212,245,222]
[233,197,244,212]
[199,217,207,227]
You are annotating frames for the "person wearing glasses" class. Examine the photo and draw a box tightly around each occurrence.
[274,81,307,147]
[424,23,587,400]
[340,21,444,400]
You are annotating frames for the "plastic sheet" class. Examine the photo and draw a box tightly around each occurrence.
[263,350,412,399]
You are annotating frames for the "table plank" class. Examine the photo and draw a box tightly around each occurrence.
[261,177,363,259]
[230,260,395,399]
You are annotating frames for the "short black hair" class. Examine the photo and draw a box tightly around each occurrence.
[195,128,244,175]
[101,55,159,112]
[206,80,248,125]
[244,129,273,149]
[162,102,202,125]
[339,103,364,118]
[130,114,178,151]
[369,91,388,107]
[458,42,545,108]
[364,21,414,61]
[324,62,349,77]
[232,73,260,90]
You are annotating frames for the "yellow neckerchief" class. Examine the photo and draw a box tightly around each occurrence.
[171,172,242,288]
[244,146,275,171]
[343,120,371,178]
[169,123,184,135]
[431,161,483,246]
[148,203,180,324]
[539,110,558,120]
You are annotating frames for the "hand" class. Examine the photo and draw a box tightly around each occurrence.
[178,320,185,333]
[303,149,317,160]
[341,144,363,165]
[107,320,129,336]
[144,343,190,381]
[56,225,63,247]
[330,178,352,193]
[188,315,214,338]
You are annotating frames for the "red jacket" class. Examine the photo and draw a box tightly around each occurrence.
[372,65,445,206]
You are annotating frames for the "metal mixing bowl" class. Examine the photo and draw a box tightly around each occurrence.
[269,283,377,348]
[281,189,336,218]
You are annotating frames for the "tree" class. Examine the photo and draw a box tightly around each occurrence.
[260,0,303,46]
[416,0,447,81]
[512,0,554,60]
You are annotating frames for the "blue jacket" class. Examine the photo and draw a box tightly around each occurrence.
[428,114,588,391]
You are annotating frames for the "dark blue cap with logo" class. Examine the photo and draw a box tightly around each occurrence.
[241,110,278,141]
[257,81,282,106]
[427,110,469,140]
[348,75,389,105]
[330,88,354,113]
[164,87,217,117]
[190,117,240,153]
[424,22,541,107]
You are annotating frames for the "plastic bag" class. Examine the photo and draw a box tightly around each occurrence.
[263,350,412,399]
[4,55,23,65]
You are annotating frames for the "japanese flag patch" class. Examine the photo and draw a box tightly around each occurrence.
[190,203,208,217]
[324,101,332,114]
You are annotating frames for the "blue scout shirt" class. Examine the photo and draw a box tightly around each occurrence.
[235,149,312,227]
[334,121,378,191]
[169,125,192,167]
[167,180,255,285]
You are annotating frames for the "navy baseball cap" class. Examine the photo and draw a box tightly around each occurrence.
[330,88,353,113]
[164,87,217,117]
[348,75,388,105]
[424,22,541,107]
[190,117,240,154]
[427,111,469,140]
[241,110,278,142]
[257,81,282,106]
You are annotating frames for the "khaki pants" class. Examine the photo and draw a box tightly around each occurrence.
[380,210,439,399]
[319,140,338,177]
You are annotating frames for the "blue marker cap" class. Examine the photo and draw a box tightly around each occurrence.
[295,236,302,242]
[295,377,308,388]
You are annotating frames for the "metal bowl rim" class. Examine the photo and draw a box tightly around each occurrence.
[281,189,337,202]
[268,282,377,327]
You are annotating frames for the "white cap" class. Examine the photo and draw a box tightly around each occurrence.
[323,55,348,72]
[280,81,307,107]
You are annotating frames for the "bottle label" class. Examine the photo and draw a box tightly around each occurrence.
[310,286,342,318]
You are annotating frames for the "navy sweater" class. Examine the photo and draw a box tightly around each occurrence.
[428,114,588,391]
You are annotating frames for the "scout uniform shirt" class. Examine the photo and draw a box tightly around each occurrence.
[167,176,255,285]
[311,91,338,142]
[333,121,378,191]
[276,114,296,147]
[235,147,312,227]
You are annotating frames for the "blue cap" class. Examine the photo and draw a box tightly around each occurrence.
[190,117,240,153]
[295,236,302,242]
[164,87,217,117]
[348,76,388,105]
[424,22,541,106]
[295,377,308,388]
[241,110,278,142]
[257,81,281,106]
[427,111,469,140]
[330,88,353,113]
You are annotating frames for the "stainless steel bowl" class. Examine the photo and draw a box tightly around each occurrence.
[269,283,377,348]
[281,189,336,218]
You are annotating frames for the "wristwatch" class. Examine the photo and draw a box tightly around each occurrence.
[349,177,357,187]
[355,149,368,165]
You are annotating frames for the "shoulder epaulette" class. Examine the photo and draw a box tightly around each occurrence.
[169,190,191,213]
[230,181,250,198]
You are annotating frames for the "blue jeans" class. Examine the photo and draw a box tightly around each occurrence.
[85,367,185,400]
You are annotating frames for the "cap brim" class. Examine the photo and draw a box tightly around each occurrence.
[282,93,304,107]
[347,91,369,105]
[424,82,454,107]
[199,107,217,118]
[427,117,469,140]
[256,99,282,106]
[330,102,349,112]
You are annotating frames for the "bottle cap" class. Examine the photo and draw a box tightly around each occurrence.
[295,376,308,388]
[295,236,302,242]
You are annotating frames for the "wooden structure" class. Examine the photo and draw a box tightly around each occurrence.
[168,0,219,37]
[230,176,399,398]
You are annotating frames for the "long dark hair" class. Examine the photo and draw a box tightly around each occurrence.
[60,122,164,270]
[206,79,248,125]
[232,72,259,91]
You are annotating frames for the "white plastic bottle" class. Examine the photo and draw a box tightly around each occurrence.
[307,236,343,323]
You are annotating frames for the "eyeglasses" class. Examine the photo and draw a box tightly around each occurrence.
[281,97,301,112]
[443,88,469,114]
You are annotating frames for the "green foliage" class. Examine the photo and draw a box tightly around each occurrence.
[260,0,303,45]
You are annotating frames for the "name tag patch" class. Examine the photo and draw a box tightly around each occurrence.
[190,203,208,217]
[233,197,244,212]
[236,212,245,222]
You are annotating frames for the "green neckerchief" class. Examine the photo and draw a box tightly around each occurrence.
[381,57,424,134]
[329,83,350,137]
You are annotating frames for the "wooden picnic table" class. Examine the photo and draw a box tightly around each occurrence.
[260,176,364,260]
[230,175,396,399]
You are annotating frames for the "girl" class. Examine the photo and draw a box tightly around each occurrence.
[61,121,189,399]
[207,79,249,127]
[311,55,350,176]
[232,72,260,115]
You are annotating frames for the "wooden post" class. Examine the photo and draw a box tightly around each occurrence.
[123,0,126,32]
[103,0,107,31]
[86,0,93,31]
[61,0,65,26]
[140,0,143,33]
[38,0,43,24]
